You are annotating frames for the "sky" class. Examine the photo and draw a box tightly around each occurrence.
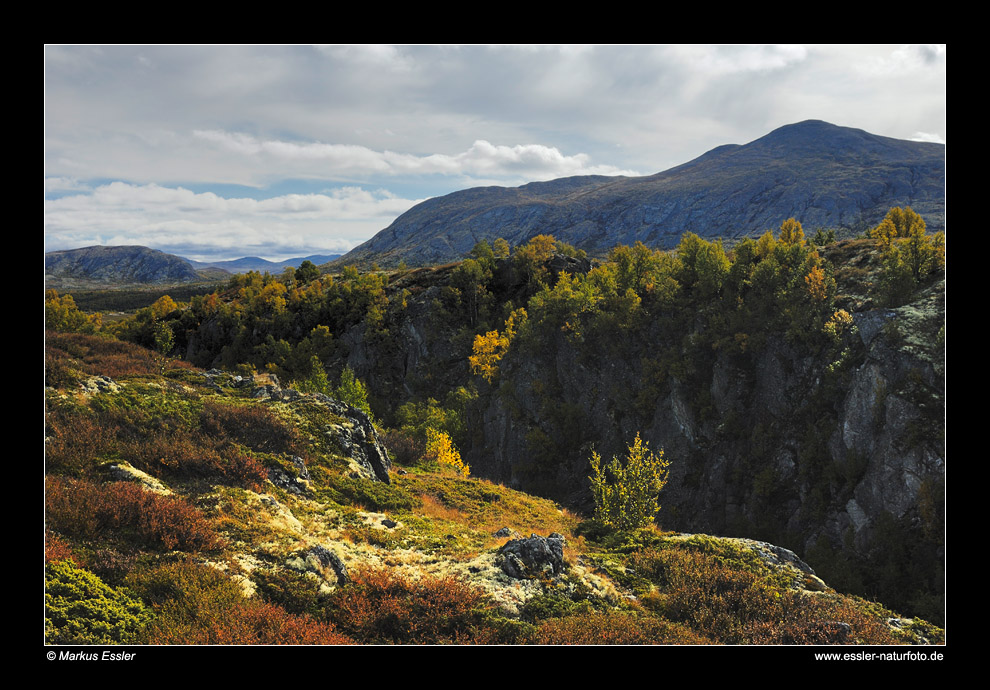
[44,44,946,263]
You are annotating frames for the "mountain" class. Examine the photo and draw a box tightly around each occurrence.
[186,254,342,274]
[340,121,945,266]
[45,245,203,287]
[44,247,344,288]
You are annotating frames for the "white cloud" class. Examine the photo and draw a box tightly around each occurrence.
[670,44,809,76]
[192,130,638,180]
[44,182,424,260]
[44,177,91,194]
[857,44,946,76]
[909,131,946,144]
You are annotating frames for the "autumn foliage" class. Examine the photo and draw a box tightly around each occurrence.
[325,567,500,644]
[46,477,221,552]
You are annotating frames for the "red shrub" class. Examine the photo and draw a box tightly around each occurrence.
[326,567,500,644]
[119,430,268,491]
[45,409,114,476]
[45,532,79,565]
[46,477,221,552]
[198,401,307,457]
[630,547,896,645]
[45,332,192,379]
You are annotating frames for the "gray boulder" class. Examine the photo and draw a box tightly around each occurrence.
[497,533,567,579]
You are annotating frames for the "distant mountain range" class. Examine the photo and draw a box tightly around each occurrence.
[185,254,342,274]
[339,120,946,267]
[44,246,341,288]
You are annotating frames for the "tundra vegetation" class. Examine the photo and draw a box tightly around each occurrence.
[44,210,945,645]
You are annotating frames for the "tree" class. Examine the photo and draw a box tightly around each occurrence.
[469,308,526,383]
[779,218,805,246]
[295,260,321,284]
[424,428,469,476]
[492,237,510,259]
[45,290,101,333]
[589,433,671,530]
[334,366,373,419]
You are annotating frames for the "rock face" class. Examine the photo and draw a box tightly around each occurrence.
[312,395,392,484]
[471,278,944,607]
[340,121,945,267]
[45,245,202,286]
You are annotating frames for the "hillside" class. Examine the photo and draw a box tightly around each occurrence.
[44,333,942,646]
[45,246,204,288]
[340,121,945,267]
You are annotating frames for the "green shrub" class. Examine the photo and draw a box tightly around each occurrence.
[130,561,350,645]
[589,433,671,530]
[45,560,152,644]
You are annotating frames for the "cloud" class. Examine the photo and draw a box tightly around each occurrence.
[192,130,638,180]
[44,181,423,261]
[668,44,809,76]
[45,177,91,194]
[857,44,946,76]
[909,131,946,144]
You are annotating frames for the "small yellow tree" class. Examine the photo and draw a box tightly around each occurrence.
[469,308,526,383]
[589,433,670,530]
[779,218,805,246]
[425,428,469,476]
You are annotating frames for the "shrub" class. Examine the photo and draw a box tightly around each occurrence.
[46,477,222,552]
[528,610,709,645]
[629,546,897,644]
[325,567,500,644]
[198,401,306,457]
[45,560,152,645]
[45,532,79,565]
[382,429,425,466]
[589,433,670,530]
[45,331,193,379]
[131,561,350,645]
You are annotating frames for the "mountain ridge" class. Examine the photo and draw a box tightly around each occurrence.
[339,120,945,266]
[44,246,342,288]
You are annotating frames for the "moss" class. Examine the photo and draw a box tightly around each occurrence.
[317,473,422,513]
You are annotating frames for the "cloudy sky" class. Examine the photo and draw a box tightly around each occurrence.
[44,44,946,262]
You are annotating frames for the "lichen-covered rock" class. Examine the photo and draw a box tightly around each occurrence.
[80,375,120,395]
[267,456,311,496]
[496,533,567,580]
[314,395,392,483]
[287,545,349,586]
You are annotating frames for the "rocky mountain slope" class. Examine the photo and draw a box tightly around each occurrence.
[45,246,204,288]
[340,121,945,266]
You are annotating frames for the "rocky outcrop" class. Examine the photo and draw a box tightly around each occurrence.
[286,545,350,586]
[496,533,568,580]
[202,370,392,484]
